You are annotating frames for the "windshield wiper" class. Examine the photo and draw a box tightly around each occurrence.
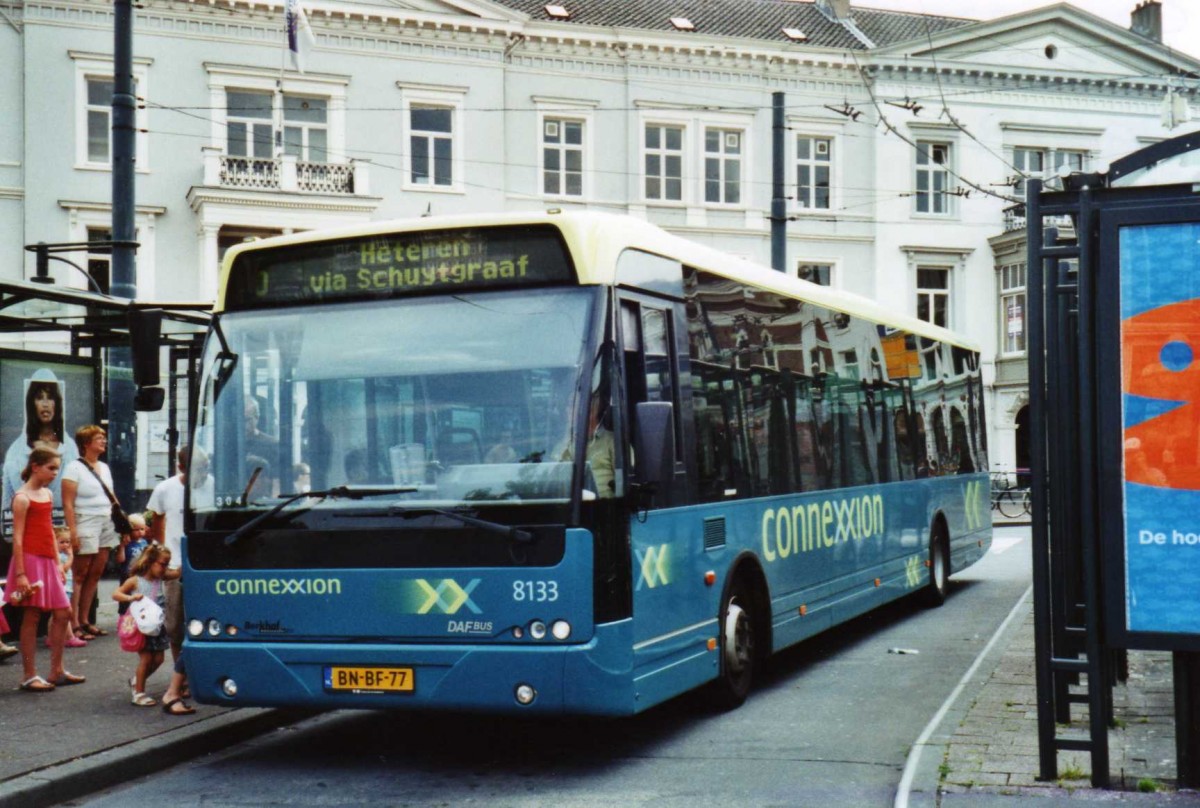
[388,505,534,544]
[224,485,417,546]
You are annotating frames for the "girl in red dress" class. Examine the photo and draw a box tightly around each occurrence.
[4,448,85,690]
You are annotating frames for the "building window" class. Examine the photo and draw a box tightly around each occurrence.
[226,91,274,158]
[795,135,831,209]
[999,263,1026,354]
[86,228,112,294]
[283,95,328,162]
[644,124,684,202]
[543,118,584,197]
[86,78,114,164]
[915,141,952,215]
[704,128,742,205]
[798,262,832,286]
[1013,147,1087,198]
[916,267,950,328]
[74,52,150,171]
[410,105,454,187]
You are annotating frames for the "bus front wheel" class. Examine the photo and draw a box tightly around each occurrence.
[708,578,756,709]
[922,523,950,608]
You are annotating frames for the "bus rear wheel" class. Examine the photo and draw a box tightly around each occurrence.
[708,579,756,709]
[921,524,949,608]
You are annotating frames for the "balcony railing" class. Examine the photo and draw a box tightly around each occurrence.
[1002,204,1074,234]
[202,147,370,195]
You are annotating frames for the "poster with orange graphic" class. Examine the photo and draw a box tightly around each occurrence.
[1120,222,1200,636]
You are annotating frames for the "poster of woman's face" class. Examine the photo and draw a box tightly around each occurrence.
[0,355,96,523]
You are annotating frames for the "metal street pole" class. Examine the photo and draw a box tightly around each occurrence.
[770,92,786,272]
[110,0,137,505]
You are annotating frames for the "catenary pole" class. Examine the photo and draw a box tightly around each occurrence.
[110,0,138,505]
[771,92,786,272]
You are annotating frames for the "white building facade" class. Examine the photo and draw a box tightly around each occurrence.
[0,0,1195,487]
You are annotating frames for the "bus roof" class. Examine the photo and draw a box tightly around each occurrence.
[218,211,978,352]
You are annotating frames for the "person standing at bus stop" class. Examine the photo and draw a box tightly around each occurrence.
[147,446,213,692]
[62,425,124,641]
[5,448,84,690]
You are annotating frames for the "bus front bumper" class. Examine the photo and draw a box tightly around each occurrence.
[185,620,636,716]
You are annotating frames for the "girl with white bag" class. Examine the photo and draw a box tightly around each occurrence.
[112,544,172,707]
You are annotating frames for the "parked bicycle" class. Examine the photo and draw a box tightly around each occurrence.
[990,470,1031,518]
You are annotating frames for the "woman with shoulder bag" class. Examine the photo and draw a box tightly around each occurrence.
[61,425,127,640]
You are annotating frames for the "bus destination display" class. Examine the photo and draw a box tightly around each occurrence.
[225,225,576,310]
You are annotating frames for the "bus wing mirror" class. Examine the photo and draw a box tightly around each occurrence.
[635,401,675,492]
[128,307,163,387]
[134,386,165,412]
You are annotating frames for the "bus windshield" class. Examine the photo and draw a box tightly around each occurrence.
[190,287,597,529]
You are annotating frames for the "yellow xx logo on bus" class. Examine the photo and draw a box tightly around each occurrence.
[402,578,482,615]
[905,555,923,588]
[962,480,986,530]
[635,544,671,590]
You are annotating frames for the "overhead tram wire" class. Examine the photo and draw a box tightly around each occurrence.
[848,50,1019,206]
[922,17,1027,185]
[140,100,923,202]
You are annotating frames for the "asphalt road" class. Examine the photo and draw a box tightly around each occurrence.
[80,527,1032,808]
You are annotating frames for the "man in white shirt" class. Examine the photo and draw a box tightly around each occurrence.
[147,445,213,665]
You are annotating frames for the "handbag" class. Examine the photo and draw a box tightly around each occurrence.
[118,612,145,652]
[81,461,132,535]
[130,590,164,636]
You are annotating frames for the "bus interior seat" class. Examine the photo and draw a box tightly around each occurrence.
[435,427,482,467]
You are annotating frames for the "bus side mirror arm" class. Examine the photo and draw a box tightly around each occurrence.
[633,402,674,506]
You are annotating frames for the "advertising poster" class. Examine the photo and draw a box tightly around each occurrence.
[0,354,96,527]
[1120,222,1200,636]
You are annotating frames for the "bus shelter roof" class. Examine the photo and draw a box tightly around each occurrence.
[0,277,210,351]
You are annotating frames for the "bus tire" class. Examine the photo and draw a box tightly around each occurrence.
[707,577,757,710]
[921,521,950,608]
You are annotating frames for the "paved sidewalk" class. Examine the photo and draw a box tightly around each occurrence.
[0,578,298,808]
[910,525,1200,805]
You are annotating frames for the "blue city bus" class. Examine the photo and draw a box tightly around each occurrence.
[176,211,990,714]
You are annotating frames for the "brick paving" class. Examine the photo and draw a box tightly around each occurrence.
[939,610,1183,799]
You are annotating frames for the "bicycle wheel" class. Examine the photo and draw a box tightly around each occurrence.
[997,491,1024,518]
[1021,489,1032,516]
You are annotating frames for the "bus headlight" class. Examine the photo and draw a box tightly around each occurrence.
[207,619,222,637]
[515,683,536,705]
[187,619,204,637]
[551,620,571,640]
[221,678,238,697]
[528,620,546,640]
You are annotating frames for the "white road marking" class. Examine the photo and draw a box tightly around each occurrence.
[892,586,1033,808]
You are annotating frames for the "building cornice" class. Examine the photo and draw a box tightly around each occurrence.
[24,0,1192,104]
[185,185,382,215]
[58,199,167,216]
[999,122,1105,137]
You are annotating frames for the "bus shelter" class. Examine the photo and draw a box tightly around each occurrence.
[0,244,209,568]
[1028,131,1200,789]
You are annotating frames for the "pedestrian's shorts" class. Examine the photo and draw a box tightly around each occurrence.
[75,511,120,554]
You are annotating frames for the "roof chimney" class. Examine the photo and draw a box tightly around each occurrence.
[1131,0,1163,43]
[816,0,852,22]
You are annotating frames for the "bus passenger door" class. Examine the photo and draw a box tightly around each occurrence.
[620,294,708,697]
